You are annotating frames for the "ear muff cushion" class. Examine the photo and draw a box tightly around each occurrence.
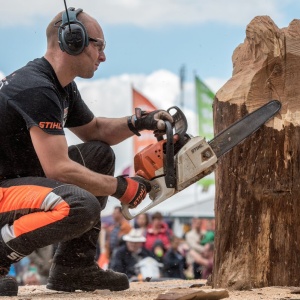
[58,7,89,56]
[59,23,87,55]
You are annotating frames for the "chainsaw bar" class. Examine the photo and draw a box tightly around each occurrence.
[208,100,281,158]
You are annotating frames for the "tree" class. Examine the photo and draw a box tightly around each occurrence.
[212,16,300,289]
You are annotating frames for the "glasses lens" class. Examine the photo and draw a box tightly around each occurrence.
[89,38,106,52]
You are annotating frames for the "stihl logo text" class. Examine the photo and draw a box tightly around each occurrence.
[39,122,62,129]
[191,144,203,154]
[7,251,23,261]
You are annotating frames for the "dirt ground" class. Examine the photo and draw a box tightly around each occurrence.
[6,280,300,300]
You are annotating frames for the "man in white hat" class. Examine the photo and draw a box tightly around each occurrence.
[110,229,153,279]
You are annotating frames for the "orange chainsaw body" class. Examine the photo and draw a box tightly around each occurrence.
[134,140,166,180]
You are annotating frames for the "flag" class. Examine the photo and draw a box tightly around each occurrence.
[195,75,215,140]
[132,87,158,156]
[195,75,215,189]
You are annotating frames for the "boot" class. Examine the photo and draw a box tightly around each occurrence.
[0,267,18,296]
[46,263,129,292]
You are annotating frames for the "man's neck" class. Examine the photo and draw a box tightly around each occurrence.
[44,51,76,87]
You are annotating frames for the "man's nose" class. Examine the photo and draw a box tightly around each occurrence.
[99,51,106,62]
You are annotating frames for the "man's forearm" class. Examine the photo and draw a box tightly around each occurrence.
[48,159,117,196]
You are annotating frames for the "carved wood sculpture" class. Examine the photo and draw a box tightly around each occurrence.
[212,16,300,289]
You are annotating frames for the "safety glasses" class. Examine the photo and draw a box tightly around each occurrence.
[88,37,106,53]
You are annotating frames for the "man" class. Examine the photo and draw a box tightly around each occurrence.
[189,242,214,279]
[110,228,153,279]
[144,212,173,261]
[162,236,188,279]
[185,217,205,279]
[0,6,173,296]
[106,206,132,260]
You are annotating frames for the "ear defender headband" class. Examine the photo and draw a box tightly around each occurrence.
[58,7,89,55]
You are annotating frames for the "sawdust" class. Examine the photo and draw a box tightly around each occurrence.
[9,280,299,300]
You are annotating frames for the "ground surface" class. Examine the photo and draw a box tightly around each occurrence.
[6,280,300,300]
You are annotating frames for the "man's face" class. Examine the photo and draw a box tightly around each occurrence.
[194,218,202,230]
[152,218,163,228]
[77,20,106,78]
[127,241,142,253]
[112,208,122,222]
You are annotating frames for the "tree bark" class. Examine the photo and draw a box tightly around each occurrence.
[212,16,300,289]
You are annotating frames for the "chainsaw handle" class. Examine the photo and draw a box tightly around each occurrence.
[121,177,176,220]
[167,106,188,143]
[164,121,176,188]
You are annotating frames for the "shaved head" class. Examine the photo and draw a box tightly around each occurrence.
[46,10,99,49]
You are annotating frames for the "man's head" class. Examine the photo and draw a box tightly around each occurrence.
[112,206,124,223]
[170,236,181,250]
[45,7,106,80]
[151,212,164,229]
[123,229,146,253]
[192,217,202,232]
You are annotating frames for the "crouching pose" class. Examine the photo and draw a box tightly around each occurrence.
[0,5,173,296]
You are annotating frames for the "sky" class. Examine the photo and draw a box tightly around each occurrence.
[1,0,300,215]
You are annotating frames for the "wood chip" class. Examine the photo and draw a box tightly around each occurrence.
[155,288,229,300]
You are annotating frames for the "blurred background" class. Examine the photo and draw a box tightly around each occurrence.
[0,0,299,216]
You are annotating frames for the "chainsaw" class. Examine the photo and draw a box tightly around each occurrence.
[121,100,281,220]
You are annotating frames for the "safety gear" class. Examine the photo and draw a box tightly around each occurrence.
[129,108,173,136]
[46,263,129,292]
[0,267,18,296]
[112,176,151,208]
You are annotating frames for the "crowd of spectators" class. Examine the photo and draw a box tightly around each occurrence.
[8,207,215,284]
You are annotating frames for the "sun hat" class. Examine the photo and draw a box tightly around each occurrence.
[123,228,146,243]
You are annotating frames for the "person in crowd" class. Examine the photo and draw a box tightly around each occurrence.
[109,228,153,280]
[134,213,150,237]
[22,264,41,286]
[0,5,174,296]
[200,230,215,246]
[144,212,173,263]
[189,242,214,279]
[162,236,188,279]
[28,245,54,284]
[185,217,205,279]
[106,206,132,261]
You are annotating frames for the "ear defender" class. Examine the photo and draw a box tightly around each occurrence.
[58,7,89,55]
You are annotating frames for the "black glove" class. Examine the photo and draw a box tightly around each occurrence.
[112,176,151,208]
[129,108,173,136]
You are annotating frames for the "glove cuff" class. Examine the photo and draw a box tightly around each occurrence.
[112,176,140,205]
[127,115,141,136]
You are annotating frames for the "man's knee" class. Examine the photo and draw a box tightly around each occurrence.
[54,185,101,230]
[68,141,115,176]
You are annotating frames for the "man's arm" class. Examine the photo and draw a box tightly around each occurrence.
[30,126,151,208]
[30,125,117,196]
[185,231,204,253]
[68,108,174,145]
[69,116,134,145]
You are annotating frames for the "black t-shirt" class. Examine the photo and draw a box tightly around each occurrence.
[0,57,94,178]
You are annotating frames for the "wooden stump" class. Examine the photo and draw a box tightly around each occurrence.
[212,16,300,289]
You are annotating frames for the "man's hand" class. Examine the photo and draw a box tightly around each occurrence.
[112,176,151,208]
[134,109,173,133]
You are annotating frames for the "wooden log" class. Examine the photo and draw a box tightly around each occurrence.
[212,16,300,289]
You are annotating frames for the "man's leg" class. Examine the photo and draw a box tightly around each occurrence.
[47,141,129,292]
[51,141,115,266]
[0,178,101,295]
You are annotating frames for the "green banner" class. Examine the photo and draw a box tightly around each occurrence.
[195,75,215,140]
[195,75,215,189]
